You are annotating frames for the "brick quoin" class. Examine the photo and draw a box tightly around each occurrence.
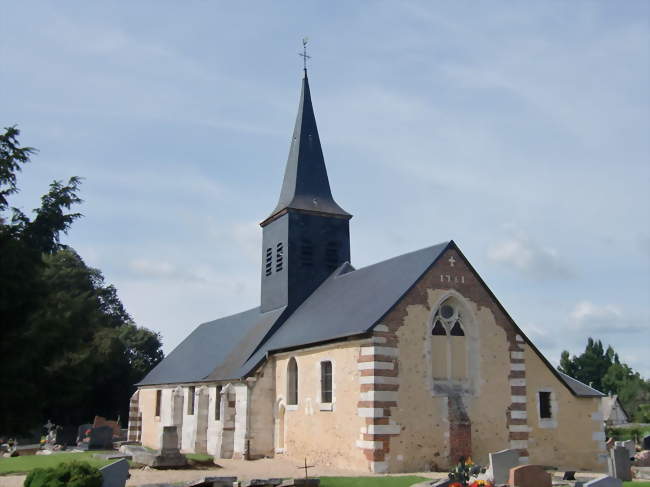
[357,355,397,363]
[360,383,399,392]
[360,368,398,377]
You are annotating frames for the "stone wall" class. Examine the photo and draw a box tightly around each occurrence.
[248,360,276,458]
[356,246,606,473]
[274,341,368,471]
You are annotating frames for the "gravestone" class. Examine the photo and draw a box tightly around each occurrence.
[486,448,520,485]
[99,458,130,487]
[615,440,635,459]
[431,480,451,487]
[508,464,551,487]
[77,423,93,444]
[93,416,121,437]
[293,480,320,487]
[131,426,187,468]
[563,471,576,480]
[643,434,650,451]
[608,446,631,481]
[89,426,114,450]
[58,425,78,446]
[184,477,237,487]
[583,476,622,487]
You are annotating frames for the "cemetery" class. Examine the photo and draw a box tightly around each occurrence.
[2,3,649,487]
[2,424,650,486]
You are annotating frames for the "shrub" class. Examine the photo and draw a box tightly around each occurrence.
[606,426,642,442]
[23,461,102,487]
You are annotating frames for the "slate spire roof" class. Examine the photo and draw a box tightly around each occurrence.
[262,73,350,225]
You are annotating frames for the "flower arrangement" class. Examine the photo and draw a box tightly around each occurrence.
[448,457,493,487]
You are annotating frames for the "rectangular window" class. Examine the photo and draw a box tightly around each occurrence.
[214,386,222,421]
[155,390,162,417]
[321,361,332,403]
[187,386,195,415]
[539,391,552,419]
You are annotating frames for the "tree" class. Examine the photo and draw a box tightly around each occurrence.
[559,337,650,422]
[0,127,163,434]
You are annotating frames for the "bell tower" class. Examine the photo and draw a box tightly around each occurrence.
[260,72,351,313]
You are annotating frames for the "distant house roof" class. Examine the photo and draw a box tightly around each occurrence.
[138,241,606,399]
[558,372,605,398]
[601,394,630,421]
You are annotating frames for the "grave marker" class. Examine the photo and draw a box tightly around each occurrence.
[508,464,551,487]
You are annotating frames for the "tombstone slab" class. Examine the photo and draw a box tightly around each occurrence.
[99,458,130,487]
[486,448,520,485]
[431,480,451,487]
[608,446,632,481]
[563,471,576,480]
[184,477,237,487]
[583,476,622,487]
[508,464,551,487]
[615,440,635,459]
[293,480,320,487]
[94,453,132,460]
[89,426,114,450]
[642,434,650,451]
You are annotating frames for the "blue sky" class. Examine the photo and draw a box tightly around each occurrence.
[4,2,649,378]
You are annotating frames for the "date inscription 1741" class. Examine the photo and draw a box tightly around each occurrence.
[440,255,465,284]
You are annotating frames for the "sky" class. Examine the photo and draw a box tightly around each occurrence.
[3,1,649,378]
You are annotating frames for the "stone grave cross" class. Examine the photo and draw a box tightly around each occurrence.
[297,457,315,480]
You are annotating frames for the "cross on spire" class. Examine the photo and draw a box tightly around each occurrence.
[298,37,311,73]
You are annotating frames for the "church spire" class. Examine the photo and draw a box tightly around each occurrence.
[262,72,350,226]
[259,68,352,313]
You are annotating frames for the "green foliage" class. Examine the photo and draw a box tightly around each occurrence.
[0,127,164,434]
[23,461,102,487]
[559,337,650,423]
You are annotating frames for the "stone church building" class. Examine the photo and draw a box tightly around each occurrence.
[132,71,607,473]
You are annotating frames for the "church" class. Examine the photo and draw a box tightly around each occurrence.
[130,69,607,473]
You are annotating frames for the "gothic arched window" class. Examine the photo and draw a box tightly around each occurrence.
[431,299,468,381]
[287,358,298,405]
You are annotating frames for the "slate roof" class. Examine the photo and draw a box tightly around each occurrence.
[138,240,605,399]
[262,73,350,225]
[137,307,285,385]
[139,242,449,385]
[558,371,605,397]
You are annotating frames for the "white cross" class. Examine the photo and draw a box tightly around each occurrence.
[448,256,456,267]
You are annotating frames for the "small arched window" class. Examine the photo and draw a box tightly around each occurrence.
[287,358,298,405]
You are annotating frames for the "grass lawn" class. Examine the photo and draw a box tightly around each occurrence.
[0,451,117,475]
[185,453,213,463]
[320,477,428,487]
[624,484,650,487]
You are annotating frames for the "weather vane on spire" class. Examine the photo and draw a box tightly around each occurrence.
[299,37,311,73]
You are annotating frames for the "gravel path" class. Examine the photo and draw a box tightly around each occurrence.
[0,457,607,487]
[0,457,446,487]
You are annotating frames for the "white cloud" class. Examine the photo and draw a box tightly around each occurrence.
[487,232,572,279]
[569,300,643,334]
[128,259,206,283]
